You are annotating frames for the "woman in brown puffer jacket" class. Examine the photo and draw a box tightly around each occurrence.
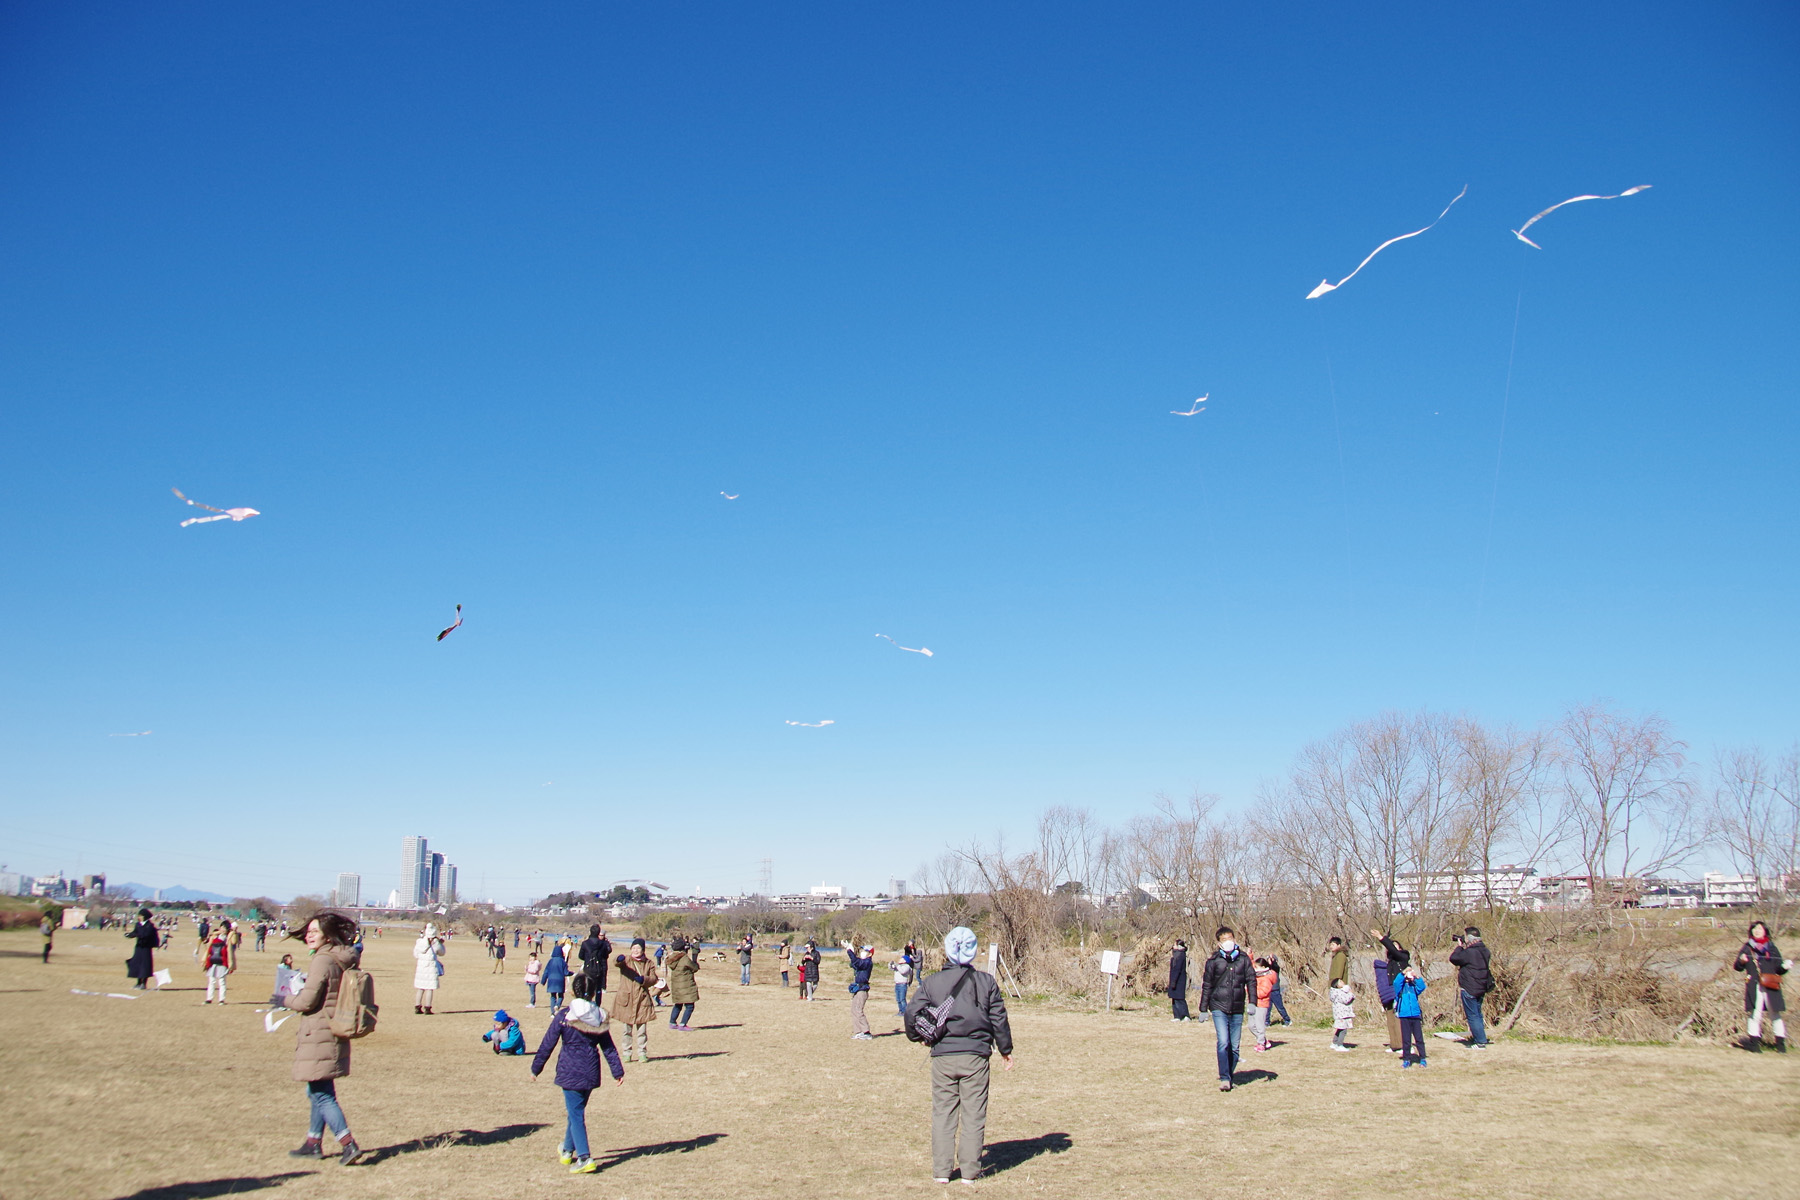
[283,912,364,1165]
[610,937,661,1062]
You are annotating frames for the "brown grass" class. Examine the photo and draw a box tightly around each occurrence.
[0,928,1796,1200]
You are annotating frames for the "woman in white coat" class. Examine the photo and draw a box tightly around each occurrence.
[413,924,442,1015]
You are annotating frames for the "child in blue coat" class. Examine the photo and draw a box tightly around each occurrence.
[484,1010,526,1055]
[1394,966,1428,1068]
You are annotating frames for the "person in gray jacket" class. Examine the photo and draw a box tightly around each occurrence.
[905,926,1014,1185]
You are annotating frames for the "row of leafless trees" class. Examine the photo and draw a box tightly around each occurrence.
[918,704,1797,980]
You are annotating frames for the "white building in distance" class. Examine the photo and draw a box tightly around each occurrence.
[334,873,362,908]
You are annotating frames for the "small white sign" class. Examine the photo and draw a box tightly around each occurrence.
[1100,949,1121,976]
[987,943,999,972]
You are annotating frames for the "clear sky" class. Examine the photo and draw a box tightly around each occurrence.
[2,2,1794,905]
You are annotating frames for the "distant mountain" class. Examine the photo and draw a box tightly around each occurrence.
[111,883,236,904]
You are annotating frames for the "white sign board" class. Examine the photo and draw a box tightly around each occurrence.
[987,943,999,973]
[1100,949,1121,976]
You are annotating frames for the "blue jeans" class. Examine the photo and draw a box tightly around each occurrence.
[1210,1010,1244,1081]
[741,963,752,985]
[527,982,537,1005]
[548,990,563,1011]
[561,1087,591,1159]
[1460,989,1488,1045]
[1269,984,1290,1024]
[669,1002,694,1026]
[306,1080,348,1139]
[896,982,909,1016]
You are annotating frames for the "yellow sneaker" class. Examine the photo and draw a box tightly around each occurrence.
[558,1151,575,1166]
[570,1157,599,1174]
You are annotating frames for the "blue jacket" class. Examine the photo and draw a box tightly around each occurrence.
[484,1020,526,1055]
[531,1009,623,1090]
[847,949,874,993]
[1394,974,1426,1019]
[542,952,570,992]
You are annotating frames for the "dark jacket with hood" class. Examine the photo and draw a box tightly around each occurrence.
[1199,947,1255,1015]
[1449,940,1493,997]
[531,1008,624,1090]
[578,933,611,986]
[1167,946,1188,1001]
[905,963,1013,1058]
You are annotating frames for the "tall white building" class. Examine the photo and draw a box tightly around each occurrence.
[335,873,362,908]
[441,864,457,906]
[400,836,429,908]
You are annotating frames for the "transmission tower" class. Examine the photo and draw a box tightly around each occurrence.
[757,857,773,897]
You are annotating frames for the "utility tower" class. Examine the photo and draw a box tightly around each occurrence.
[757,858,773,897]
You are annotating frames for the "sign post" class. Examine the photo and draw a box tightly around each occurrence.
[1100,949,1121,1011]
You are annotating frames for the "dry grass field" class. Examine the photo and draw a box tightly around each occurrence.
[2,927,1796,1200]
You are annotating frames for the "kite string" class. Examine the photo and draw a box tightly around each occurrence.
[1474,264,1527,635]
[1316,308,1354,590]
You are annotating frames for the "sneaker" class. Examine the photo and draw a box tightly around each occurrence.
[853,1033,873,1040]
[1328,1044,1351,1052]
[338,1139,362,1165]
[679,1024,691,1031]
[1218,1080,1232,1092]
[934,1179,952,1185]
[570,1157,599,1174]
[1417,1060,1428,1069]
[288,1140,322,1158]
[1469,1042,1487,1050]
[559,1150,576,1166]
[1402,1060,1412,1069]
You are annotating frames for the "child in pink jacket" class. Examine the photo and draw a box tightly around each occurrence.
[1251,957,1277,1050]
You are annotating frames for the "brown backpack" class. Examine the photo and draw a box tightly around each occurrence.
[329,965,379,1039]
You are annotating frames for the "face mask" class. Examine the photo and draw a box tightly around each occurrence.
[1219,941,1236,954]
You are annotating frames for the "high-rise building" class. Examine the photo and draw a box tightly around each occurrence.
[400,836,429,908]
[429,852,446,903]
[442,864,458,905]
[335,873,362,908]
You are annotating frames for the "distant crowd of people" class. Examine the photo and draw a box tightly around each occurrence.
[28,905,1786,1183]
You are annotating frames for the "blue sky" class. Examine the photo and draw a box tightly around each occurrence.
[2,3,1794,904]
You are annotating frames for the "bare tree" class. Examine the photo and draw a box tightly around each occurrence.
[1557,703,1696,900]
[1452,719,1556,909]
[1710,745,1800,927]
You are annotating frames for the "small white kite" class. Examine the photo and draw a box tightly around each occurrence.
[153,968,173,988]
[875,634,933,657]
[109,731,151,737]
[1510,185,1651,248]
[720,492,740,500]
[1306,185,1468,299]
[172,487,260,527]
[1170,395,1208,417]
[264,1010,294,1033]
[436,604,463,642]
[784,719,835,728]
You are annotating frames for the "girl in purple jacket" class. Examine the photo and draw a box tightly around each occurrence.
[531,975,625,1174]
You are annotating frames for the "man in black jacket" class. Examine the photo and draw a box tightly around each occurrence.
[1448,926,1493,1048]
[578,924,611,997]
[1199,926,1256,1091]
[905,926,1013,1184]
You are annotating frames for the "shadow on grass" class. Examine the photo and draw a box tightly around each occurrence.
[357,1122,548,1167]
[688,1022,743,1030]
[649,1051,729,1061]
[983,1132,1073,1175]
[596,1133,727,1169]
[1231,1069,1278,1086]
[112,1171,313,1199]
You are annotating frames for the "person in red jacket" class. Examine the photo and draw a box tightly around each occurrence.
[1250,957,1277,1051]
[202,919,237,1004]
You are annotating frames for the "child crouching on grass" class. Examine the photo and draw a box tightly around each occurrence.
[484,1010,526,1055]
[531,975,624,1175]
[1329,982,1355,1051]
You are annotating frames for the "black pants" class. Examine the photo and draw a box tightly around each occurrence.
[1171,997,1189,1020]
[1399,1016,1425,1063]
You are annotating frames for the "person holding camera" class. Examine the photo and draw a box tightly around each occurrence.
[1448,927,1493,1048]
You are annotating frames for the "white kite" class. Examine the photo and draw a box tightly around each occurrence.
[1510,185,1651,248]
[720,492,740,500]
[264,1010,294,1033]
[1170,395,1208,417]
[153,968,173,988]
[436,604,463,642]
[172,487,260,527]
[1306,185,1468,299]
[875,634,933,657]
[784,719,835,728]
[109,731,151,737]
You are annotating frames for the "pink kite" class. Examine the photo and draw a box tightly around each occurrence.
[436,604,463,642]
